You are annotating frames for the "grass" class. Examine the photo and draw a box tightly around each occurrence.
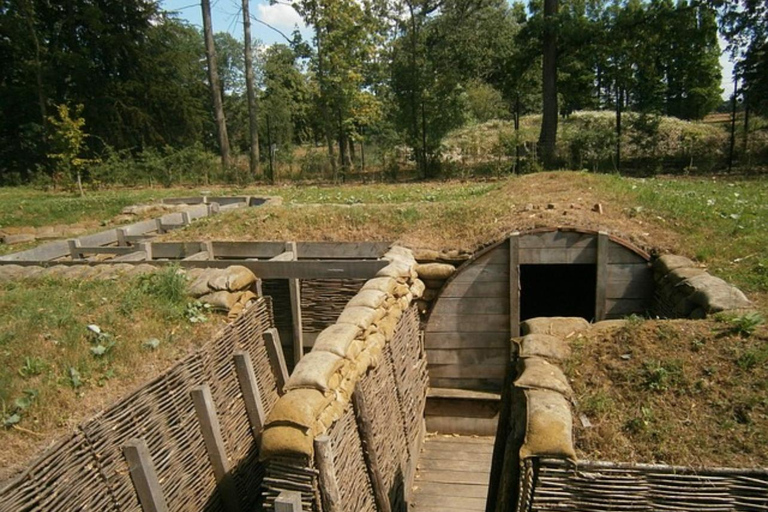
[0,267,224,479]
[567,319,768,466]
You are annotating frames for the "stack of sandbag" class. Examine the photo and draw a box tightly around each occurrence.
[413,262,455,314]
[652,254,752,318]
[186,265,259,320]
[260,246,424,459]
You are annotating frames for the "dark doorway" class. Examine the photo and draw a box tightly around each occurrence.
[520,264,596,321]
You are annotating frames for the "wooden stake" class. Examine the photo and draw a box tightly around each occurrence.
[67,239,83,260]
[508,232,520,337]
[352,390,392,512]
[286,241,304,365]
[264,327,289,394]
[190,384,240,512]
[123,439,169,512]
[233,351,266,438]
[314,435,342,512]
[595,231,609,321]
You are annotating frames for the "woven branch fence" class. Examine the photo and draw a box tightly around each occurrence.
[262,305,427,512]
[0,297,282,512]
[518,458,768,512]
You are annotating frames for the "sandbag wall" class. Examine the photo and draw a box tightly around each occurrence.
[652,254,752,318]
[260,247,428,512]
[487,318,578,512]
[0,298,282,512]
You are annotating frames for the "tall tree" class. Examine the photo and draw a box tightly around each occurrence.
[539,0,559,168]
[242,0,260,178]
[201,0,230,168]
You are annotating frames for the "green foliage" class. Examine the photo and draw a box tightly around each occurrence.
[640,359,684,392]
[138,265,188,305]
[723,311,765,338]
[47,104,92,189]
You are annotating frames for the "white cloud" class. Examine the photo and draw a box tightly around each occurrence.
[257,2,305,30]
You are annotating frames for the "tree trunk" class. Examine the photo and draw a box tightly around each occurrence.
[514,93,521,174]
[242,0,260,179]
[360,139,365,173]
[539,0,559,169]
[728,78,738,172]
[615,87,622,172]
[22,0,46,138]
[266,114,275,183]
[201,0,230,168]
[315,28,338,180]
[407,1,425,179]
[742,102,750,157]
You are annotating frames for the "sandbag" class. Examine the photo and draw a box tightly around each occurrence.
[517,334,571,362]
[590,319,627,332]
[265,389,333,429]
[260,425,314,459]
[285,352,346,393]
[662,266,706,287]
[199,290,242,311]
[394,283,411,297]
[313,323,363,358]
[520,388,576,460]
[347,289,389,309]
[184,267,207,281]
[209,265,256,291]
[124,264,156,277]
[412,248,441,262]
[422,279,445,290]
[514,357,573,397]
[227,291,257,321]
[376,261,413,279]
[422,288,438,302]
[337,306,380,330]
[521,317,589,337]
[415,262,456,280]
[376,311,401,339]
[690,282,751,312]
[361,277,398,295]
[188,268,219,297]
[654,254,695,278]
[410,279,426,299]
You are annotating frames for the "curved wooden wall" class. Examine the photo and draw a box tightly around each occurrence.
[424,228,652,391]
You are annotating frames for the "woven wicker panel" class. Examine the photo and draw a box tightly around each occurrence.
[301,279,366,333]
[0,297,280,512]
[358,344,410,511]
[386,306,428,454]
[531,458,768,512]
[327,407,377,512]
[0,432,112,512]
[262,456,319,512]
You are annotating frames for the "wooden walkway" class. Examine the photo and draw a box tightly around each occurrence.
[409,435,494,512]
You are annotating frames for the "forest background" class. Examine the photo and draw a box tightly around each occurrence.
[1,0,766,188]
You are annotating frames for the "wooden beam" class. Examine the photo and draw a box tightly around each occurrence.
[270,251,295,261]
[182,251,210,261]
[67,239,83,260]
[123,439,170,512]
[190,385,240,512]
[352,390,392,512]
[233,351,266,438]
[112,251,147,262]
[509,233,520,338]
[286,242,303,366]
[314,435,342,512]
[595,231,609,321]
[67,246,136,256]
[264,328,289,394]
[274,491,303,512]
[138,242,153,261]
[116,228,128,246]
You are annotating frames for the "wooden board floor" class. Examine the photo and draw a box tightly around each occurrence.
[410,435,494,512]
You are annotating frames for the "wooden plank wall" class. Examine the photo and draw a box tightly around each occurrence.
[425,243,511,392]
[424,230,653,392]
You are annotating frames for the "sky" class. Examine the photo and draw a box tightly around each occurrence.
[161,0,735,100]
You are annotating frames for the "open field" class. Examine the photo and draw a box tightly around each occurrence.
[566,317,768,467]
[0,268,225,480]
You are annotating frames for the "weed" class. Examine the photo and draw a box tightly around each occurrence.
[655,324,679,343]
[18,357,47,378]
[67,367,83,389]
[690,338,706,352]
[640,359,684,392]
[624,406,655,434]
[726,312,765,338]
[580,390,614,416]
[138,265,188,304]
[735,343,768,371]
[184,301,211,323]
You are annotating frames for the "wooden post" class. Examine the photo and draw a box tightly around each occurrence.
[181,211,191,226]
[155,218,165,234]
[595,231,609,321]
[190,384,240,512]
[139,242,153,261]
[123,439,169,512]
[352,390,392,512]
[274,490,303,512]
[509,233,520,338]
[67,239,83,260]
[116,228,128,247]
[286,241,304,365]
[264,328,289,394]
[314,435,342,512]
[204,241,214,260]
[233,351,266,438]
